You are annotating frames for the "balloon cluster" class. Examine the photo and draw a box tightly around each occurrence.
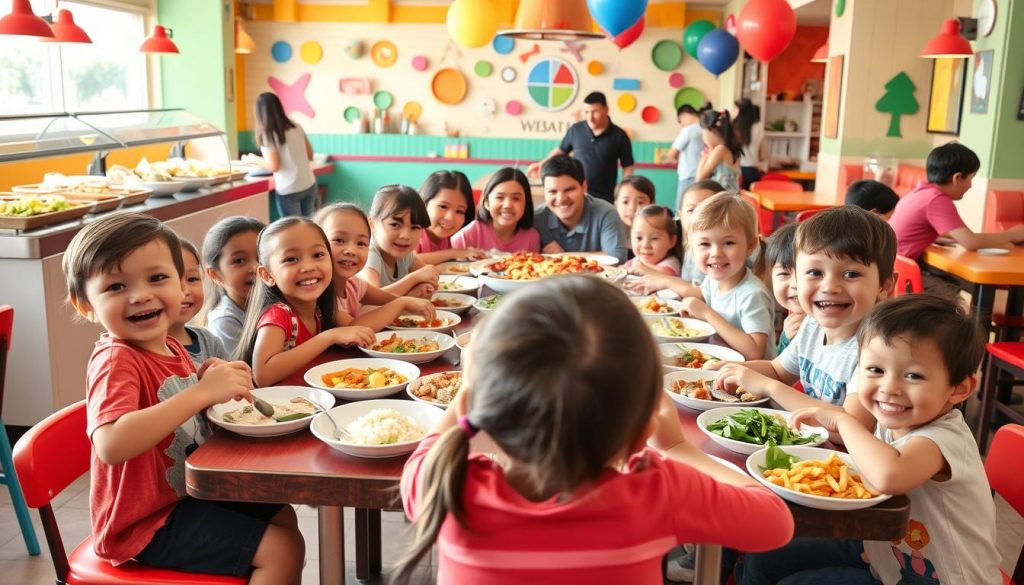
[587,0,648,49]
[684,19,738,76]
[681,0,796,76]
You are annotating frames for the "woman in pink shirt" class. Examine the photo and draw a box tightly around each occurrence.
[451,167,541,253]
[396,276,793,585]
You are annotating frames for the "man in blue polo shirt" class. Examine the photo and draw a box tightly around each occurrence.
[527,92,634,203]
[534,155,629,263]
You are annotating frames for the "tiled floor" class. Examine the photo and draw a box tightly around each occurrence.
[1,473,1021,584]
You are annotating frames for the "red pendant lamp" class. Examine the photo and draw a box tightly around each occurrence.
[0,0,55,38]
[920,19,973,58]
[810,36,828,63]
[43,9,92,43]
[140,24,179,54]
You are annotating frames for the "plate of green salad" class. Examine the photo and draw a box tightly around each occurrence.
[697,406,828,455]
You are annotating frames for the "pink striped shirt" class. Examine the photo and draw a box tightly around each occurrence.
[417,231,451,254]
[402,435,793,584]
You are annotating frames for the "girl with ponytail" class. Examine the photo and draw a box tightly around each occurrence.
[696,109,743,194]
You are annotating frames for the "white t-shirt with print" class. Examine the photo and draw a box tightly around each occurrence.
[699,268,776,359]
[777,317,858,406]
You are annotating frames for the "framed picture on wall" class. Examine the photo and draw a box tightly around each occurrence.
[971,50,994,113]
[824,55,844,138]
[927,58,967,134]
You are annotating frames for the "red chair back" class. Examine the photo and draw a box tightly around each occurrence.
[985,424,1024,584]
[795,209,822,222]
[984,190,1024,233]
[751,180,803,193]
[0,306,11,416]
[892,255,923,296]
[13,401,90,509]
[759,172,791,182]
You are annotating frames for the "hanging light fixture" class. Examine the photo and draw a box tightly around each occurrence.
[43,9,92,43]
[140,24,179,54]
[235,17,254,54]
[810,36,828,63]
[499,0,603,41]
[0,0,55,38]
[920,18,974,58]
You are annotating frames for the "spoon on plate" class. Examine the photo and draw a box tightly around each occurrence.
[253,396,275,418]
[312,404,352,442]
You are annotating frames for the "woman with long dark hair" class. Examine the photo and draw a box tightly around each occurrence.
[733,98,763,188]
[243,92,317,217]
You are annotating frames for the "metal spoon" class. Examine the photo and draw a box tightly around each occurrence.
[253,396,275,418]
[313,404,352,442]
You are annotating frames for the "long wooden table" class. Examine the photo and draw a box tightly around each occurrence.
[185,311,909,585]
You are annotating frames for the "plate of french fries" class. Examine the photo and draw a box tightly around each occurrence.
[746,445,891,510]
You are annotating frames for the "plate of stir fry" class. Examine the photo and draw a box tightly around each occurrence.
[360,331,455,364]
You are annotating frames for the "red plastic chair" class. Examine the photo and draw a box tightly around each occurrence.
[984,424,1024,584]
[795,209,822,222]
[13,401,245,585]
[976,343,1024,454]
[891,255,923,297]
[749,181,804,236]
[759,172,791,182]
[750,180,803,193]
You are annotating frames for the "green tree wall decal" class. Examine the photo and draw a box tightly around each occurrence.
[875,72,919,137]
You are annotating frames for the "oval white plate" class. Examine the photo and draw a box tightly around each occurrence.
[406,371,463,407]
[645,316,715,343]
[746,445,891,510]
[707,454,747,476]
[698,406,828,455]
[633,296,682,316]
[437,275,479,295]
[385,310,460,334]
[430,292,475,315]
[659,342,743,372]
[359,330,455,364]
[207,386,335,437]
[437,261,473,275]
[977,248,1009,256]
[663,370,769,411]
[310,399,445,458]
[473,293,502,313]
[304,358,421,400]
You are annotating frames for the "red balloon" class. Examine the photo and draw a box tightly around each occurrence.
[610,15,645,50]
[736,0,796,62]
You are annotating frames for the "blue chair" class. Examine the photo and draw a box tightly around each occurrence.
[0,306,40,555]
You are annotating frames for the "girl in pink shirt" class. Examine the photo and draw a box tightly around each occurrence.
[624,205,683,276]
[451,167,541,253]
[396,276,793,584]
[416,170,487,263]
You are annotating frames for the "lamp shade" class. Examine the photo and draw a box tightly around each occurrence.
[920,19,972,58]
[0,0,55,38]
[235,18,254,54]
[500,0,604,41]
[810,36,828,63]
[140,24,178,54]
[44,9,92,43]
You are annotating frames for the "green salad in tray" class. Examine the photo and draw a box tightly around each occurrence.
[476,294,502,310]
[706,408,822,446]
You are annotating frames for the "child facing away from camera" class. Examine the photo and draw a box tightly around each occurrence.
[614,175,655,229]
[415,170,487,263]
[170,238,229,368]
[236,217,375,387]
[314,202,436,330]
[451,167,541,253]
[624,205,683,277]
[359,185,440,298]
[737,295,999,585]
[712,206,896,415]
[845,180,900,221]
[396,276,793,585]
[759,223,805,355]
[696,110,742,195]
[203,216,265,354]
[63,212,303,583]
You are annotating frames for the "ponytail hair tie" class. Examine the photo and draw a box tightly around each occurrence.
[457,415,478,438]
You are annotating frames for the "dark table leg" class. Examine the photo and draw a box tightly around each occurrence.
[354,508,383,581]
[972,284,996,337]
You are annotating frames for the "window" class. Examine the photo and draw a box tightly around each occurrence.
[0,0,148,114]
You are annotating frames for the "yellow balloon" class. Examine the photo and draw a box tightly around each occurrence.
[446,0,498,49]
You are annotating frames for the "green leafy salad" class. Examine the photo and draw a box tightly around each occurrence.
[706,409,821,446]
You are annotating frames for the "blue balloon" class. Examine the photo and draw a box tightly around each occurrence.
[697,29,739,76]
[586,0,647,37]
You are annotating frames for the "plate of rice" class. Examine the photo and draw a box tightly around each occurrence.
[310,399,445,458]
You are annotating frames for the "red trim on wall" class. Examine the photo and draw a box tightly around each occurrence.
[327,154,673,171]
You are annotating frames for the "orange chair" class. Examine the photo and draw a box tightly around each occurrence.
[892,255,923,297]
[749,181,804,236]
[984,190,1024,233]
[795,209,822,222]
[893,165,927,196]
[13,401,245,585]
[983,424,1024,584]
[750,180,803,193]
[838,164,864,190]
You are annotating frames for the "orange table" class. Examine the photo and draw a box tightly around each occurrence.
[921,244,1024,331]
[745,189,840,232]
[777,170,817,182]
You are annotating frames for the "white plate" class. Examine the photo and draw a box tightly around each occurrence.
[310,399,445,458]
[359,330,455,364]
[304,358,421,400]
[746,445,892,510]
[406,371,463,407]
[437,261,473,275]
[645,316,715,343]
[473,293,502,313]
[126,179,185,196]
[663,370,769,411]
[206,386,335,437]
[977,248,1009,256]
[633,296,682,316]
[171,176,212,191]
[659,342,743,372]
[707,454,747,476]
[454,331,471,351]
[386,310,460,333]
[477,265,624,294]
[697,406,828,455]
[430,292,474,315]
[437,275,479,295]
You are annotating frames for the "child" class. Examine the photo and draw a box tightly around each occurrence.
[678,193,775,360]
[415,170,486,263]
[359,185,441,298]
[451,167,541,253]
[314,202,437,330]
[63,212,303,582]
[243,92,317,218]
[624,205,682,276]
[738,295,999,585]
[695,110,742,195]
[396,275,793,583]
[203,216,264,354]
[236,217,376,387]
[613,175,655,229]
[761,223,804,355]
[171,238,229,368]
[714,206,896,413]
[845,179,899,220]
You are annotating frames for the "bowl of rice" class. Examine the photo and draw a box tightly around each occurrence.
[310,399,445,458]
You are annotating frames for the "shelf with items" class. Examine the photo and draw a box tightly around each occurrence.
[762,95,821,171]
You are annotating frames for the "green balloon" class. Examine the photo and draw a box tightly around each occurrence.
[683,20,716,59]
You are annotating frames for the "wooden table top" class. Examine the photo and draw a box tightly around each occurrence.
[776,170,817,181]
[747,189,840,212]
[920,244,1024,286]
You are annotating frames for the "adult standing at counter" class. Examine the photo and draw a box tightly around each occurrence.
[534,155,629,263]
[527,92,634,204]
[662,104,704,210]
[243,92,317,218]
